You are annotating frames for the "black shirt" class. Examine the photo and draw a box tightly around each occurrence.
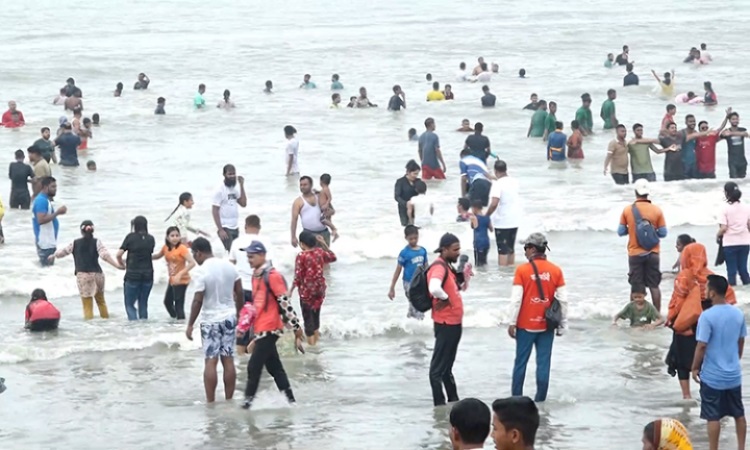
[394,176,419,226]
[623,73,639,86]
[615,53,628,65]
[725,128,748,165]
[155,105,165,115]
[465,134,491,162]
[8,161,33,191]
[481,93,496,107]
[134,80,150,90]
[55,133,82,166]
[388,95,404,111]
[522,102,539,111]
[120,232,156,281]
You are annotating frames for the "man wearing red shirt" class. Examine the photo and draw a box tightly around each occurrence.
[687,116,729,178]
[1,101,25,128]
[508,233,568,402]
[427,233,465,406]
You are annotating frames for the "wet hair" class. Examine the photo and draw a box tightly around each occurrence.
[191,237,212,255]
[265,80,273,88]
[444,83,452,90]
[626,63,634,72]
[284,125,297,137]
[459,62,466,70]
[83,118,91,125]
[607,89,616,96]
[404,224,419,237]
[482,85,490,93]
[631,284,646,295]
[415,179,427,195]
[166,192,193,222]
[725,182,742,203]
[677,234,695,247]
[457,197,470,211]
[41,176,56,188]
[332,93,340,102]
[449,398,491,445]
[519,68,526,77]
[581,93,591,102]
[408,128,417,138]
[300,175,313,186]
[67,77,75,84]
[320,173,331,185]
[165,226,182,250]
[470,199,484,209]
[480,62,488,71]
[86,160,96,169]
[632,123,643,131]
[73,107,82,117]
[616,124,626,131]
[131,215,148,234]
[14,149,24,159]
[494,159,508,173]
[405,159,420,173]
[571,120,580,130]
[392,84,401,93]
[157,97,165,104]
[222,164,235,175]
[729,112,739,120]
[245,214,260,229]
[424,117,435,128]
[701,43,707,50]
[623,45,629,51]
[432,81,440,90]
[555,121,563,129]
[223,89,231,100]
[492,397,539,446]
[198,83,206,90]
[299,230,317,248]
[116,82,123,91]
[332,74,339,81]
[92,113,99,123]
[707,274,729,297]
[426,73,432,81]
[475,122,483,133]
[31,289,47,301]
[704,81,713,90]
[304,74,311,79]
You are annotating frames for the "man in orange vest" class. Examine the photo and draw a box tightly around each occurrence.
[508,233,568,402]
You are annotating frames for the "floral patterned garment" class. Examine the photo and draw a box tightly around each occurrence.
[293,248,337,309]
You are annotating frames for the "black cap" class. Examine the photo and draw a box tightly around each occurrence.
[80,220,94,232]
[434,232,460,253]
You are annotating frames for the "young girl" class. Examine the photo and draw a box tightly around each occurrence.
[289,231,337,346]
[164,192,209,244]
[152,227,195,319]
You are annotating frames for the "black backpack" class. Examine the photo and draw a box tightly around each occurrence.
[631,203,660,251]
[408,261,449,313]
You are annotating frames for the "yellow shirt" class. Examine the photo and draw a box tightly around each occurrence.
[660,82,674,96]
[0,195,4,220]
[426,90,445,102]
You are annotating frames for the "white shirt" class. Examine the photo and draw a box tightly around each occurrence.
[490,176,523,229]
[228,232,271,291]
[167,205,192,237]
[410,194,434,227]
[286,138,299,174]
[211,183,241,230]
[455,70,470,82]
[193,258,240,323]
[475,72,492,82]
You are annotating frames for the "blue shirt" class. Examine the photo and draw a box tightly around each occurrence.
[398,245,428,282]
[55,133,81,166]
[459,155,489,184]
[473,214,491,250]
[32,193,59,249]
[547,131,567,161]
[418,131,441,169]
[331,81,343,90]
[696,304,747,390]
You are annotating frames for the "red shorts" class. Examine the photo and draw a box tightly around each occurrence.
[421,165,446,180]
[78,140,88,151]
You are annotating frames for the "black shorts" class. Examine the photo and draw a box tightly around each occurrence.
[474,248,488,266]
[220,227,239,252]
[27,318,59,332]
[468,179,492,207]
[611,173,629,185]
[729,162,747,179]
[628,253,661,288]
[700,383,745,421]
[301,302,320,337]
[632,172,656,183]
[495,228,518,255]
[9,189,30,209]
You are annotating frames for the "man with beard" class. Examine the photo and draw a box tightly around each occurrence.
[659,122,685,181]
[427,233,465,407]
[687,115,729,179]
[721,110,749,179]
[211,164,247,252]
[291,176,331,247]
[680,114,699,179]
[32,177,67,266]
[33,127,57,164]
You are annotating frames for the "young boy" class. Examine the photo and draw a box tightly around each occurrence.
[330,93,341,108]
[8,149,33,209]
[470,200,493,267]
[456,197,471,222]
[408,128,419,141]
[316,173,339,241]
[289,231,337,346]
[407,180,433,227]
[86,160,97,171]
[612,285,663,328]
[388,225,428,320]
[155,97,166,115]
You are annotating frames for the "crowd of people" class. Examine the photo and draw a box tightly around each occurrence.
[1,43,747,448]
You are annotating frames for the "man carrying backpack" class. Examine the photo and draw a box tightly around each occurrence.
[508,232,568,402]
[425,233,465,407]
[618,179,668,311]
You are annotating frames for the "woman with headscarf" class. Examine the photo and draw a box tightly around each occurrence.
[641,418,693,449]
[117,216,156,320]
[50,220,123,320]
[665,242,735,399]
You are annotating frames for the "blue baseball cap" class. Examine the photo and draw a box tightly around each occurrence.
[241,240,267,254]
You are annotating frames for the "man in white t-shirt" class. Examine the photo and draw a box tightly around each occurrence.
[229,214,271,301]
[486,160,523,266]
[285,125,300,176]
[185,237,243,403]
[212,164,247,252]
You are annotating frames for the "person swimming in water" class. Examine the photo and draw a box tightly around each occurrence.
[92,113,100,126]
[25,289,61,332]
[264,80,273,93]
[155,97,166,115]
[457,119,474,132]
[408,128,419,141]
[651,69,675,96]
[133,73,150,90]
[518,68,527,78]
[217,89,235,109]
[114,82,123,97]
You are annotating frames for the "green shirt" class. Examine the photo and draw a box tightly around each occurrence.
[575,106,593,132]
[628,143,655,174]
[617,301,660,327]
[331,81,344,90]
[529,109,548,137]
[600,99,616,129]
[544,113,557,134]
[604,59,614,68]
[194,93,205,108]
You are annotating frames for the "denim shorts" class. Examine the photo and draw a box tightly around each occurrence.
[200,316,237,359]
